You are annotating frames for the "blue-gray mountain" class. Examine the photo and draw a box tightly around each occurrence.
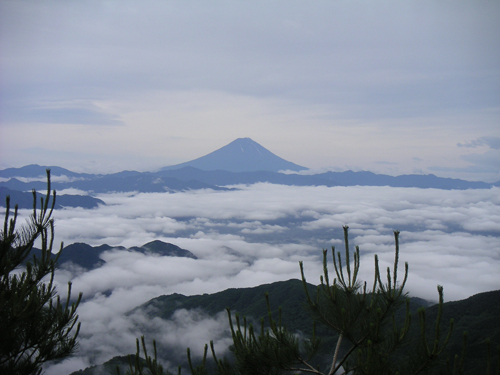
[0,164,97,179]
[0,168,230,195]
[1,138,498,197]
[0,166,494,195]
[161,137,307,173]
[155,167,495,189]
[0,186,105,209]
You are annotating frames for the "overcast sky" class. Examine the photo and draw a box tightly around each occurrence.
[1,1,499,181]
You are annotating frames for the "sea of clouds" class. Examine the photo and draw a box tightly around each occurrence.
[26,183,499,374]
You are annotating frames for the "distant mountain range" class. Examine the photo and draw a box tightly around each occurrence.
[1,138,498,205]
[71,279,500,375]
[155,166,495,189]
[0,168,231,195]
[0,186,104,209]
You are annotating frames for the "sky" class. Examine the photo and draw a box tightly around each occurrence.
[25,183,497,374]
[1,2,499,373]
[1,0,499,182]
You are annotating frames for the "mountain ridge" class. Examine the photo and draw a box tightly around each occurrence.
[37,240,198,270]
[71,280,500,375]
[160,138,307,173]
[1,138,498,194]
[1,165,495,194]
[0,186,105,209]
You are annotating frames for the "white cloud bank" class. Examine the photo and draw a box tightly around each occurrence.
[31,184,500,374]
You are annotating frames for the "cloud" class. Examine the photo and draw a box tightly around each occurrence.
[43,184,500,296]
[0,175,87,184]
[429,137,500,182]
[458,136,500,150]
[456,137,500,177]
[46,299,232,374]
[3,101,124,126]
[460,149,500,172]
[35,184,500,374]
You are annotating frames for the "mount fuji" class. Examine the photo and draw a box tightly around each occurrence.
[161,138,307,173]
[1,138,496,195]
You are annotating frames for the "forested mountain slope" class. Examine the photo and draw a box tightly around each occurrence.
[71,280,499,374]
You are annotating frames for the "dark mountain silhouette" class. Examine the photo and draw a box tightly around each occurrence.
[72,280,499,375]
[421,289,500,372]
[55,243,114,269]
[160,137,307,172]
[129,240,197,259]
[45,240,197,270]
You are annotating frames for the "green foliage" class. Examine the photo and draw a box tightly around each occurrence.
[190,227,464,375]
[0,170,82,375]
[140,279,317,335]
[118,336,180,375]
[418,290,500,374]
[125,226,500,375]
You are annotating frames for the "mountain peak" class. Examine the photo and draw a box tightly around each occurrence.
[228,138,269,154]
[162,138,307,173]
